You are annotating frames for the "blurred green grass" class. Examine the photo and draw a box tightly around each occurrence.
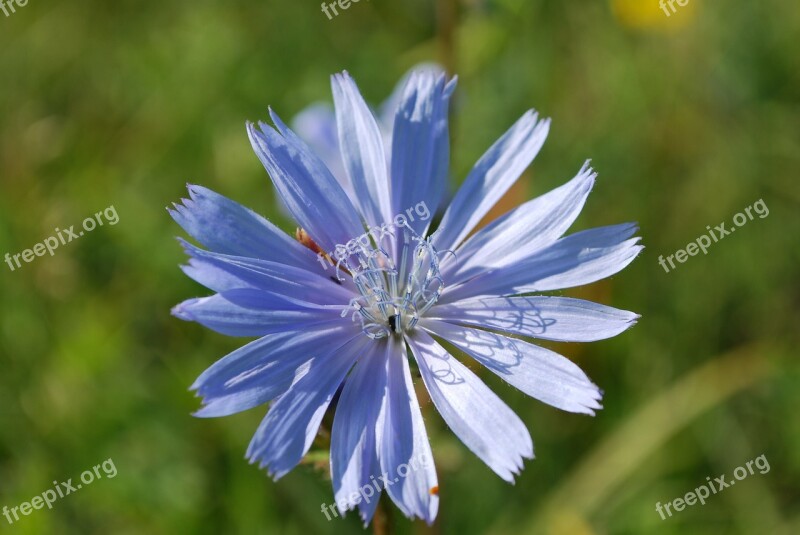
[0,0,798,533]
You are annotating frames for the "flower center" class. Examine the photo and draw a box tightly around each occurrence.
[338,226,443,339]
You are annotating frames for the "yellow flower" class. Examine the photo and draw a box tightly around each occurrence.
[611,0,697,31]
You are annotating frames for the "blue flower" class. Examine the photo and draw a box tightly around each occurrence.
[170,69,642,525]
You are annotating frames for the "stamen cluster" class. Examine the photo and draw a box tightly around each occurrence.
[339,226,443,339]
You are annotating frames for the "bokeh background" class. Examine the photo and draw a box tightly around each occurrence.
[0,0,798,533]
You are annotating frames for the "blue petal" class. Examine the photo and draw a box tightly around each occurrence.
[172,290,342,337]
[332,72,393,228]
[390,71,456,237]
[407,330,533,482]
[428,296,639,342]
[433,111,550,252]
[218,288,347,314]
[178,239,355,304]
[442,223,642,303]
[378,337,439,524]
[330,341,387,525]
[168,184,319,271]
[379,63,445,152]
[246,336,370,479]
[179,257,251,293]
[291,103,349,192]
[420,320,603,415]
[440,162,596,285]
[191,324,359,417]
[247,112,365,254]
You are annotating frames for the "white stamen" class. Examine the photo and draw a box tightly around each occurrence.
[339,224,443,339]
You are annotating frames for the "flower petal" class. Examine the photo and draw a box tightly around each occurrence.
[178,239,355,304]
[377,338,439,524]
[332,72,393,228]
[420,320,602,415]
[247,111,365,254]
[433,111,550,252]
[179,257,250,294]
[172,291,342,337]
[428,296,639,342]
[440,162,596,284]
[191,324,358,417]
[441,223,642,303]
[390,71,456,237]
[330,340,387,524]
[291,103,350,191]
[169,185,319,271]
[406,330,533,482]
[246,336,370,479]
[379,63,445,141]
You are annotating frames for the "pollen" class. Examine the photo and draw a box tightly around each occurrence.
[296,227,339,270]
[295,227,324,255]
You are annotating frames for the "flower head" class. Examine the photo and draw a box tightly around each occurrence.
[170,69,642,525]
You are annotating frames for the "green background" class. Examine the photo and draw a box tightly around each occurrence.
[0,0,798,533]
